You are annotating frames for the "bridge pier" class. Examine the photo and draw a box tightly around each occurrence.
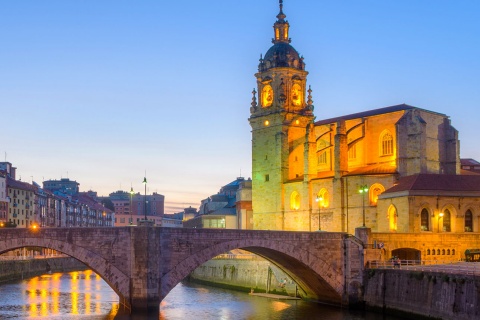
[129,226,161,313]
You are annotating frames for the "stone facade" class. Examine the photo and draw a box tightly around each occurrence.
[249,2,466,235]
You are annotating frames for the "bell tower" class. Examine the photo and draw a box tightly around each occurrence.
[249,0,315,230]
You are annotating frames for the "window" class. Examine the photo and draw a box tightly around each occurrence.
[388,205,397,232]
[465,209,473,232]
[421,209,429,231]
[369,183,385,206]
[290,191,300,210]
[316,189,329,208]
[348,143,356,160]
[265,174,269,182]
[318,152,327,165]
[443,209,451,232]
[380,131,394,156]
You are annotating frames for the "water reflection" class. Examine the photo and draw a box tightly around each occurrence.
[0,270,118,319]
[0,271,407,320]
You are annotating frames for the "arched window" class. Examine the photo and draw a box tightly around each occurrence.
[427,249,430,255]
[442,249,445,255]
[465,209,473,232]
[432,249,435,256]
[452,249,455,255]
[443,209,451,232]
[388,205,397,232]
[437,249,440,255]
[369,183,385,206]
[316,188,329,208]
[290,191,300,210]
[447,249,450,255]
[380,130,394,156]
[421,208,429,231]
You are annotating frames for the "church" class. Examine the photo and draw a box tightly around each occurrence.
[249,1,480,234]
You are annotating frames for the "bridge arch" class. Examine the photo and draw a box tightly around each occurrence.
[160,238,344,305]
[0,229,131,307]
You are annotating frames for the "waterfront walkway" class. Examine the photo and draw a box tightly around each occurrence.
[368,260,480,275]
[249,292,301,300]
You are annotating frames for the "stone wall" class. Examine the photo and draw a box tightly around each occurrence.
[188,257,298,296]
[364,269,480,319]
[0,257,86,283]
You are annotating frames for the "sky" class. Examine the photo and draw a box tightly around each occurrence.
[1,1,479,213]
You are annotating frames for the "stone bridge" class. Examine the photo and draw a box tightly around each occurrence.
[0,227,365,313]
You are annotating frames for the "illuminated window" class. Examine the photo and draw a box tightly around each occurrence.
[465,209,473,232]
[290,191,300,210]
[380,131,394,156]
[421,208,430,231]
[318,152,327,165]
[316,188,329,208]
[369,183,385,206]
[291,84,302,106]
[348,143,356,160]
[261,85,273,107]
[388,205,397,232]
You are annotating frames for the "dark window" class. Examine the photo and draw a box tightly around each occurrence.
[443,209,451,232]
[421,209,429,231]
[465,210,473,232]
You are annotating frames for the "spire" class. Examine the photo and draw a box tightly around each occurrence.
[272,0,291,44]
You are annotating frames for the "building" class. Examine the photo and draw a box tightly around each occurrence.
[43,178,80,196]
[183,177,251,229]
[109,190,164,226]
[461,158,480,174]
[249,2,478,234]
[0,171,7,224]
[6,177,37,228]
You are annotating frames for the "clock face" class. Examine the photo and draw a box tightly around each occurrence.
[291,84,302,106]
[262,85,273,107]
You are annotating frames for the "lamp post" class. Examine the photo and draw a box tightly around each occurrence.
[142,176,147,221]
[129,186,134,225]
[359,185,369,227]
[438,212,444,233]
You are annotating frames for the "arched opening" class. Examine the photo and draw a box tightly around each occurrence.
[379,130,394,156]
[369,183,385,206]
[388,205,397,232]
[391,248,421,261]
[420,208,430,231]
[290,191,300,210]
[465,209,473,232]
[443,209,451,232]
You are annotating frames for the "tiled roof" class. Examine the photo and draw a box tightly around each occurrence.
[345,163,397,176]
[314,104,445,126]
[461,158,480,166]
[7,177,36,192]
[384,174,480,194]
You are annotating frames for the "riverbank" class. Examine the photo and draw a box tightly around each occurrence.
[0,257,87,283]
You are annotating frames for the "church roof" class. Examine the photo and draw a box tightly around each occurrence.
[345,163,397,176]
[383,174,480,194]
[314,104,447,126]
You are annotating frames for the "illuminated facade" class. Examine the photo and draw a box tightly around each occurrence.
[249,1,472,233]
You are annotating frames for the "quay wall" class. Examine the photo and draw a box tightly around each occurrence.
[189,257,297,296]
[0,257,87,283]
[364,269,480,320]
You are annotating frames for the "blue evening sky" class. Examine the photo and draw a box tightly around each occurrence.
[1,1,479,213]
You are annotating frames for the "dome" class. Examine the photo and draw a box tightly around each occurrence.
[259,42,305,72]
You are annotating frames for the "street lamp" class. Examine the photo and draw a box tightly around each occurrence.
[142,176,147,221]
[129,186,134,225]
[438,212,444,233]
[359,185,369,227]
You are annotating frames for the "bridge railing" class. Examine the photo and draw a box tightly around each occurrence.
[367,260,480,275]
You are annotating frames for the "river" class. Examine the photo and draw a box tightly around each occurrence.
[0,270,407,319]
